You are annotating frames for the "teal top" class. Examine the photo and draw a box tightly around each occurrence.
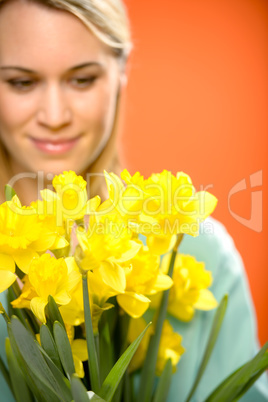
[0,218,267,401]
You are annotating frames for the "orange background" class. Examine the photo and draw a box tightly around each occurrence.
[119,0,268,344]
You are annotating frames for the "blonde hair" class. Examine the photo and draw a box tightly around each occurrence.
[0,0,132,202]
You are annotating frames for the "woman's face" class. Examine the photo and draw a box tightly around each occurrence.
[0,1,122,178]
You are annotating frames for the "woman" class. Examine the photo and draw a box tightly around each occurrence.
[0,0,131,205]
[0,0,267,401]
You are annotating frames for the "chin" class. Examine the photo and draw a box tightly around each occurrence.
[33,161,85,179]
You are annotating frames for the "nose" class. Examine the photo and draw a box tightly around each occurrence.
[37,83,72,130]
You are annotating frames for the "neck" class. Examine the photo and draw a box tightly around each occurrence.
[9,171,53,206]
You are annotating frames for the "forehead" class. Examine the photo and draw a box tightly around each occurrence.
[0,1,111,70]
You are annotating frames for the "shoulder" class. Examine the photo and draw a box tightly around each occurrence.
[176,218,268,400]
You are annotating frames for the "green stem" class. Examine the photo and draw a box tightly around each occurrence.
[0,303,10,324]
[82,274,101,393]
[112,313,131,402]
[123,369,132,402]
[94,332,100,366]
[138,234,183,402]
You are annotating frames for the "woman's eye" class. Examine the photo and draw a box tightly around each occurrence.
[70,76,97,88]
[7,79,36,91]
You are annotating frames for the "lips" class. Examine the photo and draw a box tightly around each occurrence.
[30,136,80,155]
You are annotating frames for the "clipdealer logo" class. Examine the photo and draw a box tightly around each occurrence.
[228,170,263,233]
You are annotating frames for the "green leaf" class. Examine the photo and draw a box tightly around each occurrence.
[205,341,268,402]
[9,317,66,401]
[99,322,152,402]
[46,295,66,329]
[185,294,228,402]
[0,354,12,393]
[5,338,34,402]
[153,359,173,402]
[109,314,131,402]
[39,346,73,401]
[40,324,63,371]
[53,321,75,379]
[71,374,101,402]
[8,324,46,401]
[236,366,268,399]
[5,184,16,201]
[7,322,62,402]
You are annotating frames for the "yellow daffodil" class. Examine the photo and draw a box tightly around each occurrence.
[117,244,173,318]
[0,265,17,293]
[74,209,174,319]
[156,320,185,375]
[0,196,67,277]
[10,275,36,310]
[75,220,172,319]
[104,169,217,254]
[31,200,69,252]
[60,275,114,333]
[77,211,140,269]
[128,318,184,375]
[104,170,144,216]
[74,212,141,303]
[65,324,88,378]
[40,171,101,232]
[152,254,218,321]
[72,338,88,378]
[60,282,85,327]
[12,254,81,323]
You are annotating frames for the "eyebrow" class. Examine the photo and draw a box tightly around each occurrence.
[0,62,103,74]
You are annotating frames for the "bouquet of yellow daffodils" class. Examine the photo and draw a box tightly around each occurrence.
[0,170,267,402]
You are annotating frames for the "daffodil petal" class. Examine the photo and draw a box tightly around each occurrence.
[0,253,15,272]
[40,189,58,202]
[184,191,218,221]
[54,291,71,306]
[31,234,58,252]
[72,339,88,361]
[150,274,173,294]
[117,292,150,318]
[0,271,17,293]
[147,235,177,255]
[194,289,218,310]
[13,249,39,274]
[104,171,124,205]
[168,303,194,322]
[73,355,85,378]
[65,256,78,273]
[85,196,101,214]
[50,236,69,250]
[115,240,141,263]
[99,261,126,293]
[30,297,47,323]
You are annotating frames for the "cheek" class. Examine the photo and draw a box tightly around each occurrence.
[0,89,35,132]
[73,80,119,135]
